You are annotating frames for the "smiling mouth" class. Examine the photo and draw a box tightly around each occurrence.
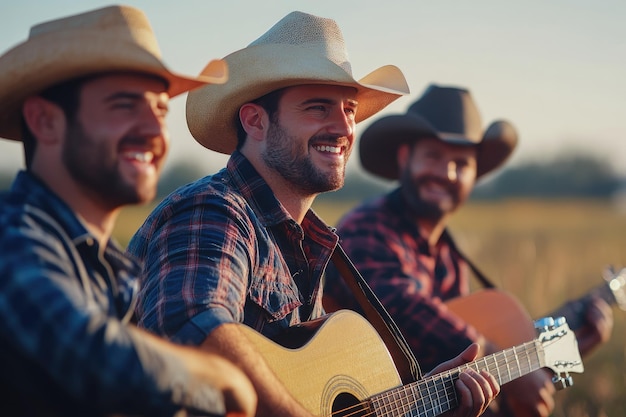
[313,144,343,154]
[121,150,155,164]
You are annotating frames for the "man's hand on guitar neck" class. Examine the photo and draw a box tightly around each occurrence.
[427,343,500,417]
[575,295,614,357]
[480,333,556,417]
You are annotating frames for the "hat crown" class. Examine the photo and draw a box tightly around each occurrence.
[0,5,225,142]
[29,6,162,58]
[249,11,352,75]
[408,85,483,142]
[186,11,408,154]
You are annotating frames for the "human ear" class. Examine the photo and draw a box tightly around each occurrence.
[22,96,66,145]
[239,103,268,142]
[396,143,411,171]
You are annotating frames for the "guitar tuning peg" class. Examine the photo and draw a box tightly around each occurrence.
[602,265,615,281]
[534,317,555,331]
[552,373,574,390]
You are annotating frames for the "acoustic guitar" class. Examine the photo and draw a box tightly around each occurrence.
[240,309,583,417]
[446,267,626,348]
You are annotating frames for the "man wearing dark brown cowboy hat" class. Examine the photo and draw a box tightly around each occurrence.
[0,5,257,417]
[129,13,500,417]
[324,84,614,416]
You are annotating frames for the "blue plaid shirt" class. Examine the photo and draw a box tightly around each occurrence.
[128,151,337,344]
[0,171,224,417]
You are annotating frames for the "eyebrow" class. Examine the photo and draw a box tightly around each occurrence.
[300,97,359,107]
[104,92,144,102]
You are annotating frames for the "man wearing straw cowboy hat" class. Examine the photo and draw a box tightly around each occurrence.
[0,5,257,417]
[129,12,499,417]
[323,84,614,416]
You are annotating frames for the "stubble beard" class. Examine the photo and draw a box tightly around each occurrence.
[62,121,147,209]
[400,168,459,221]
[262,120,347,195]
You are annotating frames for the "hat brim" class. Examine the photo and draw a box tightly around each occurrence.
[186,43,409,154]
[477,119,518,177]
[359,113,517,180]
[0,31,227,141]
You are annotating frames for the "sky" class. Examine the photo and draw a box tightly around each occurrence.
[1,0,625,177]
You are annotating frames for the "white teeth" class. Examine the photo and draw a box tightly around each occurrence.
[314,145,341,154]
[123,151,154,163]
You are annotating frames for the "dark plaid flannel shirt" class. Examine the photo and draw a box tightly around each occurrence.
[324,188,482,372]
[0,171,223,417]
[128,151,336,345]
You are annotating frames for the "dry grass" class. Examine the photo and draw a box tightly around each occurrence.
[116,198,626,416]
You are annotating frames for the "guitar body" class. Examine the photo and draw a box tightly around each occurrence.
[240,308,583,417]
[239,310,402,416]
[446,289,536,348]
[447,266,626,350]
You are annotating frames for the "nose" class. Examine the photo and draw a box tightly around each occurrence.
[327,107,355,138]
[134,99,170,158]
[138,103,168,138]
[446,161,458,183]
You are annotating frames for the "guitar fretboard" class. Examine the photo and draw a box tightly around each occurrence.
[368,340,544,417]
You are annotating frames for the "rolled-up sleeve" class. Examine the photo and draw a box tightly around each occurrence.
[129,187,255,345]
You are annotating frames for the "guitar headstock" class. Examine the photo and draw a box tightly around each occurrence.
[603,266,626,311]
[534,316,584,390]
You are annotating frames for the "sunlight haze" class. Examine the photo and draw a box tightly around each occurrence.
[1,0,625,176]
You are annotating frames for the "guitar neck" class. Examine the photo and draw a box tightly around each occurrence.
[369,340,543,417]
[549,281,618,330]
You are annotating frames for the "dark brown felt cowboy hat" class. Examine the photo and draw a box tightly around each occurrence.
[0,5,228,141]
[186,11,410,154]
[359,84,518,180]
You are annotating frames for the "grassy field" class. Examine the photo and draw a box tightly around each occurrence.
[115,198,626,417]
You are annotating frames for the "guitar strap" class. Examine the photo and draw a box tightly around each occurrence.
[442,229,496,289]
[331,243,422,383]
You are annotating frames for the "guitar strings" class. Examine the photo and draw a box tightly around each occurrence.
[330,341,544,417]
[375,342,543,416]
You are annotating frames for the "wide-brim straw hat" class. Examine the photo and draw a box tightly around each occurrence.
[186,11,410,154]
[360,84,518,180]
[0,5,228,141]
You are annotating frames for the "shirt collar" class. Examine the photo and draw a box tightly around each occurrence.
[226,151,294,227]
[226,151,337,246]
[10,171,92,243]
[387,187,454,253]
[9,170,139,272]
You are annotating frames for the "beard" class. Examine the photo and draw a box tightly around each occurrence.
[62,120,151,209]
[400,166,461,221]
[261,119,349,195]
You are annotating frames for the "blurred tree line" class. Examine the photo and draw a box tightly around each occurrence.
[323,153,626,202]
[1,153,624,201]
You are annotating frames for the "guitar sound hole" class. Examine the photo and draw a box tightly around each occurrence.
[332,393,368,417]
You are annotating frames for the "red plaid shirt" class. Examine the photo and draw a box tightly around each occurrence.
[324,188,483,372]
[128,151,335,345]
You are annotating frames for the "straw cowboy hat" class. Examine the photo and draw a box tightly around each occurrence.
[359,84,518,180]
[0,5,228,141]
[186,10,410,154]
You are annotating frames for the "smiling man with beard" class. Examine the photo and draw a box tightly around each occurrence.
[323,85,519,373]
[323,84,614,417]
[0,5,258,417]
[129,13,501,417]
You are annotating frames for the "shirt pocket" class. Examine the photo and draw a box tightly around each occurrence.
[249,270,303,322]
